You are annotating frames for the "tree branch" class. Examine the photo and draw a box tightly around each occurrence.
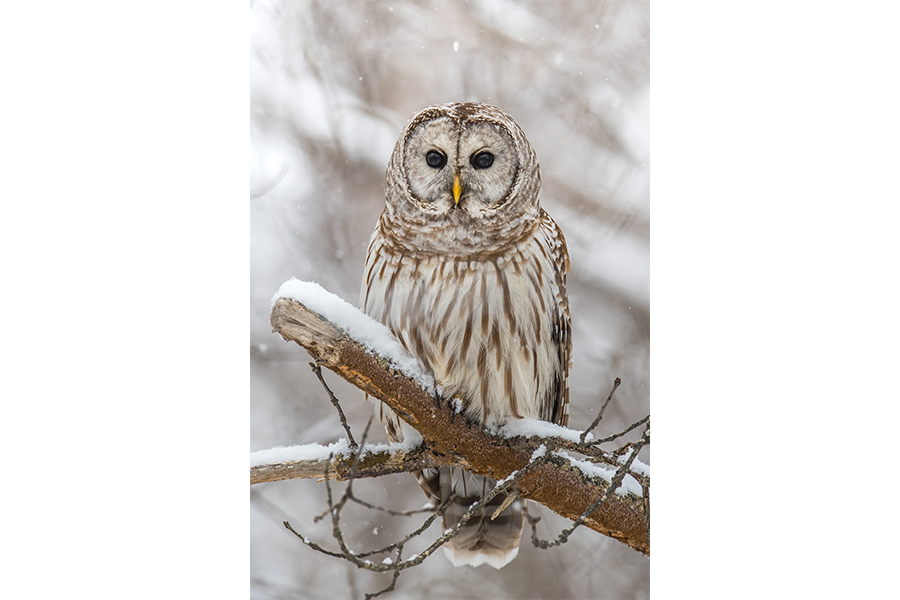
[250,441,442,485]
[265,293,649,555]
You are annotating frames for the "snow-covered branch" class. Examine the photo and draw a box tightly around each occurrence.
[264,281,650,555]
[250,439,441,485]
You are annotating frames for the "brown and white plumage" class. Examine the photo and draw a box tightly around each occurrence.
[360,102,571,568]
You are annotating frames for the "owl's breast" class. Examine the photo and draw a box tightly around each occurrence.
[360,233,562,424]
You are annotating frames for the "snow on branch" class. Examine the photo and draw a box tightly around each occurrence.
[250,438,441,485]
[263,280,650,555]
[273,279,435,392]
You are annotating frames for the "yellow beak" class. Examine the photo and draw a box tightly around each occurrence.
[452,173,462,205]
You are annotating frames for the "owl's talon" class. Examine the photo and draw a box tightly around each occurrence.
[445,396,457,422]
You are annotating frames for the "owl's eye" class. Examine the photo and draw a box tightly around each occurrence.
[425,150,447,169]
[470,151,494,169]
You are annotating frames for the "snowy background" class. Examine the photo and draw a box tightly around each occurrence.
[250,1,649,598]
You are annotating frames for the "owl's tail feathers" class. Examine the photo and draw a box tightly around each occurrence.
[417,466,524,569]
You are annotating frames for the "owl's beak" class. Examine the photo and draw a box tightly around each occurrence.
[452,173,462,205]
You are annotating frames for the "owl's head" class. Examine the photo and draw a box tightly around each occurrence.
[382,103,542,254]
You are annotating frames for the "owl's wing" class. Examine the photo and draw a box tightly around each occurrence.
[540,209,572,427]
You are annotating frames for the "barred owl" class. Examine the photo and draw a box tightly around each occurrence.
[360,102,571,569]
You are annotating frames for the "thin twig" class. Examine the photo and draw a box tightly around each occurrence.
[310,361,357,447]
[349,496,438,517]
[590,413,650,446]
[365,545,403,600]
[580,377,621,443]
[284,520,349,560]
[346,416,375,492]
[353,494,456,559]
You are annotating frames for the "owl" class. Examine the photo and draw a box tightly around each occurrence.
[360,102,571,569]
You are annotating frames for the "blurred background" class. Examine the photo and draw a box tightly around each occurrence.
[250,0,649,598]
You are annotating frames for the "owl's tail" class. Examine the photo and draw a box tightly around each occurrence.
[417,466,524,569]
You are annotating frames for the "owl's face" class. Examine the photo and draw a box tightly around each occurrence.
[382,103,542,255]
[402,116,519,215]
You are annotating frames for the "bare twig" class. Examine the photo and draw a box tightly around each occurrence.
[590,413,650,446]
[346,416,375,491]
[352,495,455,560]
[365,545,403,600]
[580,377,622,443]
[312,416,376,524]
[349,496,438,517]
[310,361,357,447]
[491,490,519,520]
